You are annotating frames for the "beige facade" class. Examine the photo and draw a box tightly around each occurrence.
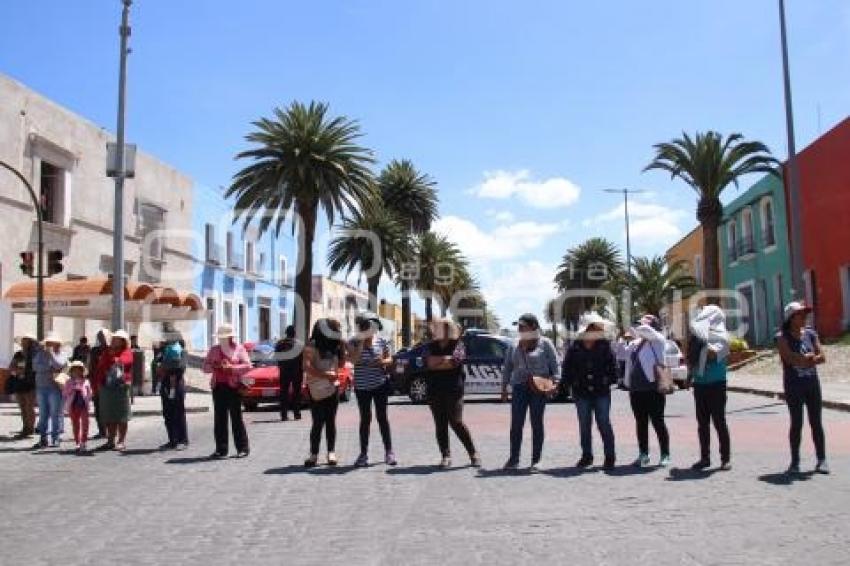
[0,74,196,362]
[310,275,370,338]
[378,299,403,350]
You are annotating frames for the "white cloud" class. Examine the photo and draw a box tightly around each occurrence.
[584,200,689,247]
[470,169,581,208]
[485,209,516,223]
[479,260,560,327]
[432,215,568,262]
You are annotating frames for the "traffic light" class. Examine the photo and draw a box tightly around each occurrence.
[19,252,34,277]
[47,250,64,276]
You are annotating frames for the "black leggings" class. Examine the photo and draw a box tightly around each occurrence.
[428,390,476,458]
[694,382,730,462]
[629,391,670,456]
[212,386,249,455]
[356,387,392,453]
[309,395,339,455]
[785,378,826,462]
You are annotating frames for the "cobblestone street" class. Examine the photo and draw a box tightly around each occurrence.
[2,391,849,566]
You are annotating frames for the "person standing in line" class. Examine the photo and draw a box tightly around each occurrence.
[94,330,134,451]
[159,331,189,450]
[275,325,303,422]
[561,313,618,470]
[62,360,93,453]
[777,302,829,474]
[624,314,671,468]
[424,318,481,469]
[303,319,346,467]
[202,325,252,459]
[32,331,68,449]
[88,329,110,440]
[349,312,395,467]
[687,305,732,471]
[8,334,37,439]
[71,336,91,364]
[501,313,559,472]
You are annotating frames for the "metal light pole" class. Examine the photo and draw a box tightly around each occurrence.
[603,188,645,326]
[111,0,132,330]
[1,161,45,340]
[778,0,805,300]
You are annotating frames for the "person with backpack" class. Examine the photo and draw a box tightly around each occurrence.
[778,302,829,474]
[93,330,134,451]
[624,314,671,468]
[348,312,395,467]
[275,325,303,422]
[159,332,189,450]
[561,313,618,470]
[62,360,93,453]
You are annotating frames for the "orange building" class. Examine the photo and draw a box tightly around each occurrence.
[663,226,712,342]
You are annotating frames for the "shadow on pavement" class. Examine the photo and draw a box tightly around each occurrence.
[166,455,218,465]
[727,402,785,416]
[758,471,816,485]
[666,467,717,481]
[120,448,161,456]
[0,446,39,454]
[386,464,450,476]
[541,467,599,479]
[476,467,530,479]
[264,464,356,476]
[602,465,660,478]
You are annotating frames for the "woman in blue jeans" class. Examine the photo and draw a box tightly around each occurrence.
[561,313,617,470]
[501,313,559,472]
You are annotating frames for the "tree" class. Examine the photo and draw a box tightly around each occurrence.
[227,101,375,341]
[544,298,559,346]
[378,159,439,347]
[622,256,698,317]
[414,231,462,323]
[327,202,409,311]
[554,237,623,329]
[644,131,779,292]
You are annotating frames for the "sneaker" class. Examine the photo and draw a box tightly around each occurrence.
[815,460,831,475]
[439,456,452,469]
[159,442,176,451]
[603,457,616,470]
[327,452,338,466]
[210,451,227,460]
[280,415,289,422]
[633,453,650,468]
[659,454,671,468]
[354,453,369,467]
[175,443,188,451]
[385,451,398,466]
[236,450,250,458]
[576,455,594,469]
[294,412,302,421]
[304,454,318,467]
[691,459,711,471]
[75,443,82,452]
[80,443,88,453]
[503,459,519,471]
[31,438,47,450]
[787,461,801,474]
[116,443,126,452]
[50,438,61,448]
[720,460,732,471]
[530,462,541,474]
[470,453,482,468]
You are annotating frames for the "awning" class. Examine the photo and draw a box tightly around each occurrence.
[3,277,205,322]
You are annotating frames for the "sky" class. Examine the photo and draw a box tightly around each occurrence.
[2,0,848,328]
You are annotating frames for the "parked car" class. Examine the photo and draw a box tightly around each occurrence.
[391,331,570,403]
[664,339,689,389]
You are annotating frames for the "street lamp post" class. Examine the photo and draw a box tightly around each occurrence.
[111,0,132,331]
[604,188,644,324]
[778,0,805,300]
[1,161,45,341]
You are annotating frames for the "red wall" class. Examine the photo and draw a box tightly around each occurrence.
[795,117,850,338]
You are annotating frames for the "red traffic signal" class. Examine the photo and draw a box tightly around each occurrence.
[19,252,34,277]
[47,250,64,276]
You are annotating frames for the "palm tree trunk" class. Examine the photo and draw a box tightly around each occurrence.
[367,275,380,312]
[440,303,448,318]
[400,280,411,348]
[702,218,721,299]
[425,297,433,324]
[295,204,317,342]
[551,323,558,345]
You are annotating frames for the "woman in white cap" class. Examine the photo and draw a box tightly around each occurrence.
[202,324,252,458]
[624,314,671,468]
[687,305,731,471]
[93,330,134,451]
[777,302,828,474]
[561,313,618,470]
[32,331,68,448]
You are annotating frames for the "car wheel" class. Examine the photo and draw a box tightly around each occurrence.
[408,376,428,404]
[243,401,259,412]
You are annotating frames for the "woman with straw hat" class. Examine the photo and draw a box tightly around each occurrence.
[202,324,252,459]
[423,317,480,469]
[93,330,134,451]
[32,330,68,449]
[62,360,93,453]
[8,332,38,439]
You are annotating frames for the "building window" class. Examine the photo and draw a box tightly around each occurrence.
[223,300,233,325]
[205,296,217,349]
[694,254,703,285]
[245,241,255,274]
[761,198,776,247]
[138,202,166,282]
[727,220,738,262]
[740,208,755,256]
[279,256,288,286]
[205,224,220,264]
[258,252,266,277]
[226,232,234,267]
[39,161,65,225]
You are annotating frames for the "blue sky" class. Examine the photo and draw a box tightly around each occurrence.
[2,0,848,327]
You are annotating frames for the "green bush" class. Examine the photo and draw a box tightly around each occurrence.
[730,337,749,353]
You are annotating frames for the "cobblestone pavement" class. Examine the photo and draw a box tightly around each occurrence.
[1,391,849,566]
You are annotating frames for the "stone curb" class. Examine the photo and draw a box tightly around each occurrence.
[727,384,850,413]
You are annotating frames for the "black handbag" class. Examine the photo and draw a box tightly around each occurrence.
[4,374,19,395]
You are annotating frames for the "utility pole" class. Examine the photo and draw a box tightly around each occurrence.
[603,188,644,326]
[111,0,132,330]
[779,0,805,300]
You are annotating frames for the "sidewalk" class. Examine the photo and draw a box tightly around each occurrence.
[0,392,211,420]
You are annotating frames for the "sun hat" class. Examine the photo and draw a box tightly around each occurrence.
[15,332,37,344]
[577,312,614,335]
[67,360,87,375]
[783,301,812,322]
[356,311,383,331]
[216,324,236,339]
[43,330,63,346]
[111,329,131,345]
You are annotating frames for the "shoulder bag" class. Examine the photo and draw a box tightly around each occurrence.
[649,343,676,395]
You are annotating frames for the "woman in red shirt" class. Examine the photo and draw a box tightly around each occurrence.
[94,330,134,451]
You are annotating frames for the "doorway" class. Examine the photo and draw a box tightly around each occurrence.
[238,303,247,344]
[259,306,271,342]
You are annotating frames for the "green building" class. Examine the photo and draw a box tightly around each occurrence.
[720,173,793,347]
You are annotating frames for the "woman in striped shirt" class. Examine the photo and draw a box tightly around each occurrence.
[348,312,395,467]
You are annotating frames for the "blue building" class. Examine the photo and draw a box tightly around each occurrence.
[191,185,296,350]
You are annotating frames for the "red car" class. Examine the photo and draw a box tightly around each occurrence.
[240,358,354,411]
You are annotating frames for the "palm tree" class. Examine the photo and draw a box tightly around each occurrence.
[644,131,779,292]
[227,101,375,340]
[544,298,559,346]
[327,203,409,311]
[437,260,476,318]
[622,256,698,317]
[415,231,462,323]
[378,159,439,347]
[554,237,623,329]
